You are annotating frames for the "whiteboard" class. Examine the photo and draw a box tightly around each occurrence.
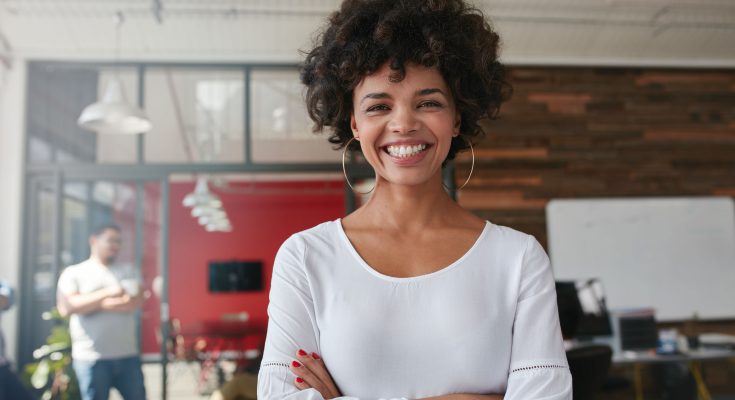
[546,197,735,321]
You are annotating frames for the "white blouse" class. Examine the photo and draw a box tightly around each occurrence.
[257,219,572,400]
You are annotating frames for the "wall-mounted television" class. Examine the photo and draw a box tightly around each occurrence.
[208,260,263,293]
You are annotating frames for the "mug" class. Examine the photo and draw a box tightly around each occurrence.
[120,279,139,297]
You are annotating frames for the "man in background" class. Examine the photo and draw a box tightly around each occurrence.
[0,279,36,400]
[56,223,146,400]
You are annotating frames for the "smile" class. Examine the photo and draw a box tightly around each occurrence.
[384,144,430,158]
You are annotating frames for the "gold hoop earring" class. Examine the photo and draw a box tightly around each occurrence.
[457,141,475,190]
[444,140,475,192]
[342,138,375,195]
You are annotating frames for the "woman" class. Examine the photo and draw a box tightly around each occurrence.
[257,0,572,399]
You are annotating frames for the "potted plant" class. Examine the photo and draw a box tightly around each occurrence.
[23,308,80,400]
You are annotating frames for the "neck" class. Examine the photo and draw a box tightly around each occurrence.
[89,254,110,267]
[357,170,459,232]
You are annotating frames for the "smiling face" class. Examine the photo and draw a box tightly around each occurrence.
[350,62,460,188]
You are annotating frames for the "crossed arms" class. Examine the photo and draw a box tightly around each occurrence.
[57,285,143,317]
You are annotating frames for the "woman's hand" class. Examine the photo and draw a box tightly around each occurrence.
[290,349,342,399]
[287,350,501,400]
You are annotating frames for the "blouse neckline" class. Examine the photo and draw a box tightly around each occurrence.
[334,218,492,283]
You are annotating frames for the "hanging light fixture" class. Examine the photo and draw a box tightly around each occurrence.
[206,220,233,233]
[77,12,152,135]
[183,176,222,209]
[181,175,232,232]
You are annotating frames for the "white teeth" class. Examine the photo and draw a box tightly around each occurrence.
[386,144,427,158]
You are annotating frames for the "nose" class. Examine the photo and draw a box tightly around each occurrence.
[387,105,420,134]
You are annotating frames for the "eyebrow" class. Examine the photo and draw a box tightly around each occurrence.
[359,88,446,105]
[417,88,445,97]
[360,92,391,104]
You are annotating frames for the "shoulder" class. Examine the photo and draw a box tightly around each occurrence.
[485,221,538,256]
[280,219,340,253]
[274,219,340,262]
[272,220,340,284]
[59,261,90,278]
[57,261,91,293]
[482,222,550,284]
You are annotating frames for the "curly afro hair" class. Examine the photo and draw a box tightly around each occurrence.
[301,0,512,161]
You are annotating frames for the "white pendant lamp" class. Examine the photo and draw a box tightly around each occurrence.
[78,78,152,134]
[183,177,223,209]
[206,220,233,232]
[77,11,152,135]
[182,176,232,232]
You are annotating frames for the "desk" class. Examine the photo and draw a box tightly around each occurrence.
[175,320,266,394]
[613,348,735,400]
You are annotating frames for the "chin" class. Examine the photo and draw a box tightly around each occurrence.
[382,175,437,188]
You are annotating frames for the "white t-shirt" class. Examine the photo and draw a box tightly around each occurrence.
[57,260,140,361]
[258,219,572,400]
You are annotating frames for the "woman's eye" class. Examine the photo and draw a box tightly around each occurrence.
[419,101,442,108]
[366,104,389,112]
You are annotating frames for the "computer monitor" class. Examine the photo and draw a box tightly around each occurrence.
[556,279,613,338]
[208,260,263,293]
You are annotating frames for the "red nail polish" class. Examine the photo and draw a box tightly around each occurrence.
[292,360,301,368]
[311,352,320,360]
[296,377,304,383]
[298,349,308,356]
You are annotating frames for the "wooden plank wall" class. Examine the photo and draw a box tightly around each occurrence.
[456,67,735,249]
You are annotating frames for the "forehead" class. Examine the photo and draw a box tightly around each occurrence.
[98,229,121,239]
[354,63,450,97]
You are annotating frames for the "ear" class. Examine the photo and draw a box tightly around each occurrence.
[350,113,359,140]
[453,114,461,137]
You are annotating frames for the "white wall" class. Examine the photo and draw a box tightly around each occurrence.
[0,57,25,364]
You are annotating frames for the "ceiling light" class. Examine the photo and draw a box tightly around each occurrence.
[198,213,228,226]
[192,205,224,218]
[183,176,222,208]
[78,78,152,135]
[77,11,152,135]
[206,221,233,232]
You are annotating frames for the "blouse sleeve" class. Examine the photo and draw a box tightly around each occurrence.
[257,235,408,400]
[504,235,573,400]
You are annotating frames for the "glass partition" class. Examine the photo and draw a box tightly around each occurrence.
[144,68,245,164]
[250,69,340,163]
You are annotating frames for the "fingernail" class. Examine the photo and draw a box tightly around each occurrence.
[296,377,304,383]
[297,349,308,356]
[311,352,320,360]
[292,360,301,368]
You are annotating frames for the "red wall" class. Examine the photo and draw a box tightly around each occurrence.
[141,180,345,355]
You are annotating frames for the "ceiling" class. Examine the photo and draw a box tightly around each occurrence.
[0,0,734,67]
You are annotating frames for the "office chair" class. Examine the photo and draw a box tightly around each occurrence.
[566,344,613,400]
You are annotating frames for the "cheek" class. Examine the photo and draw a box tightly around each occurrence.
[429,118,459,141]
[355,120,382,143]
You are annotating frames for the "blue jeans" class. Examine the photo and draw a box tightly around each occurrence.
[73,356,146,400]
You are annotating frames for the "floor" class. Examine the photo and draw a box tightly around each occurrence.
[109,361,225,400]
[105,360,735,400]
